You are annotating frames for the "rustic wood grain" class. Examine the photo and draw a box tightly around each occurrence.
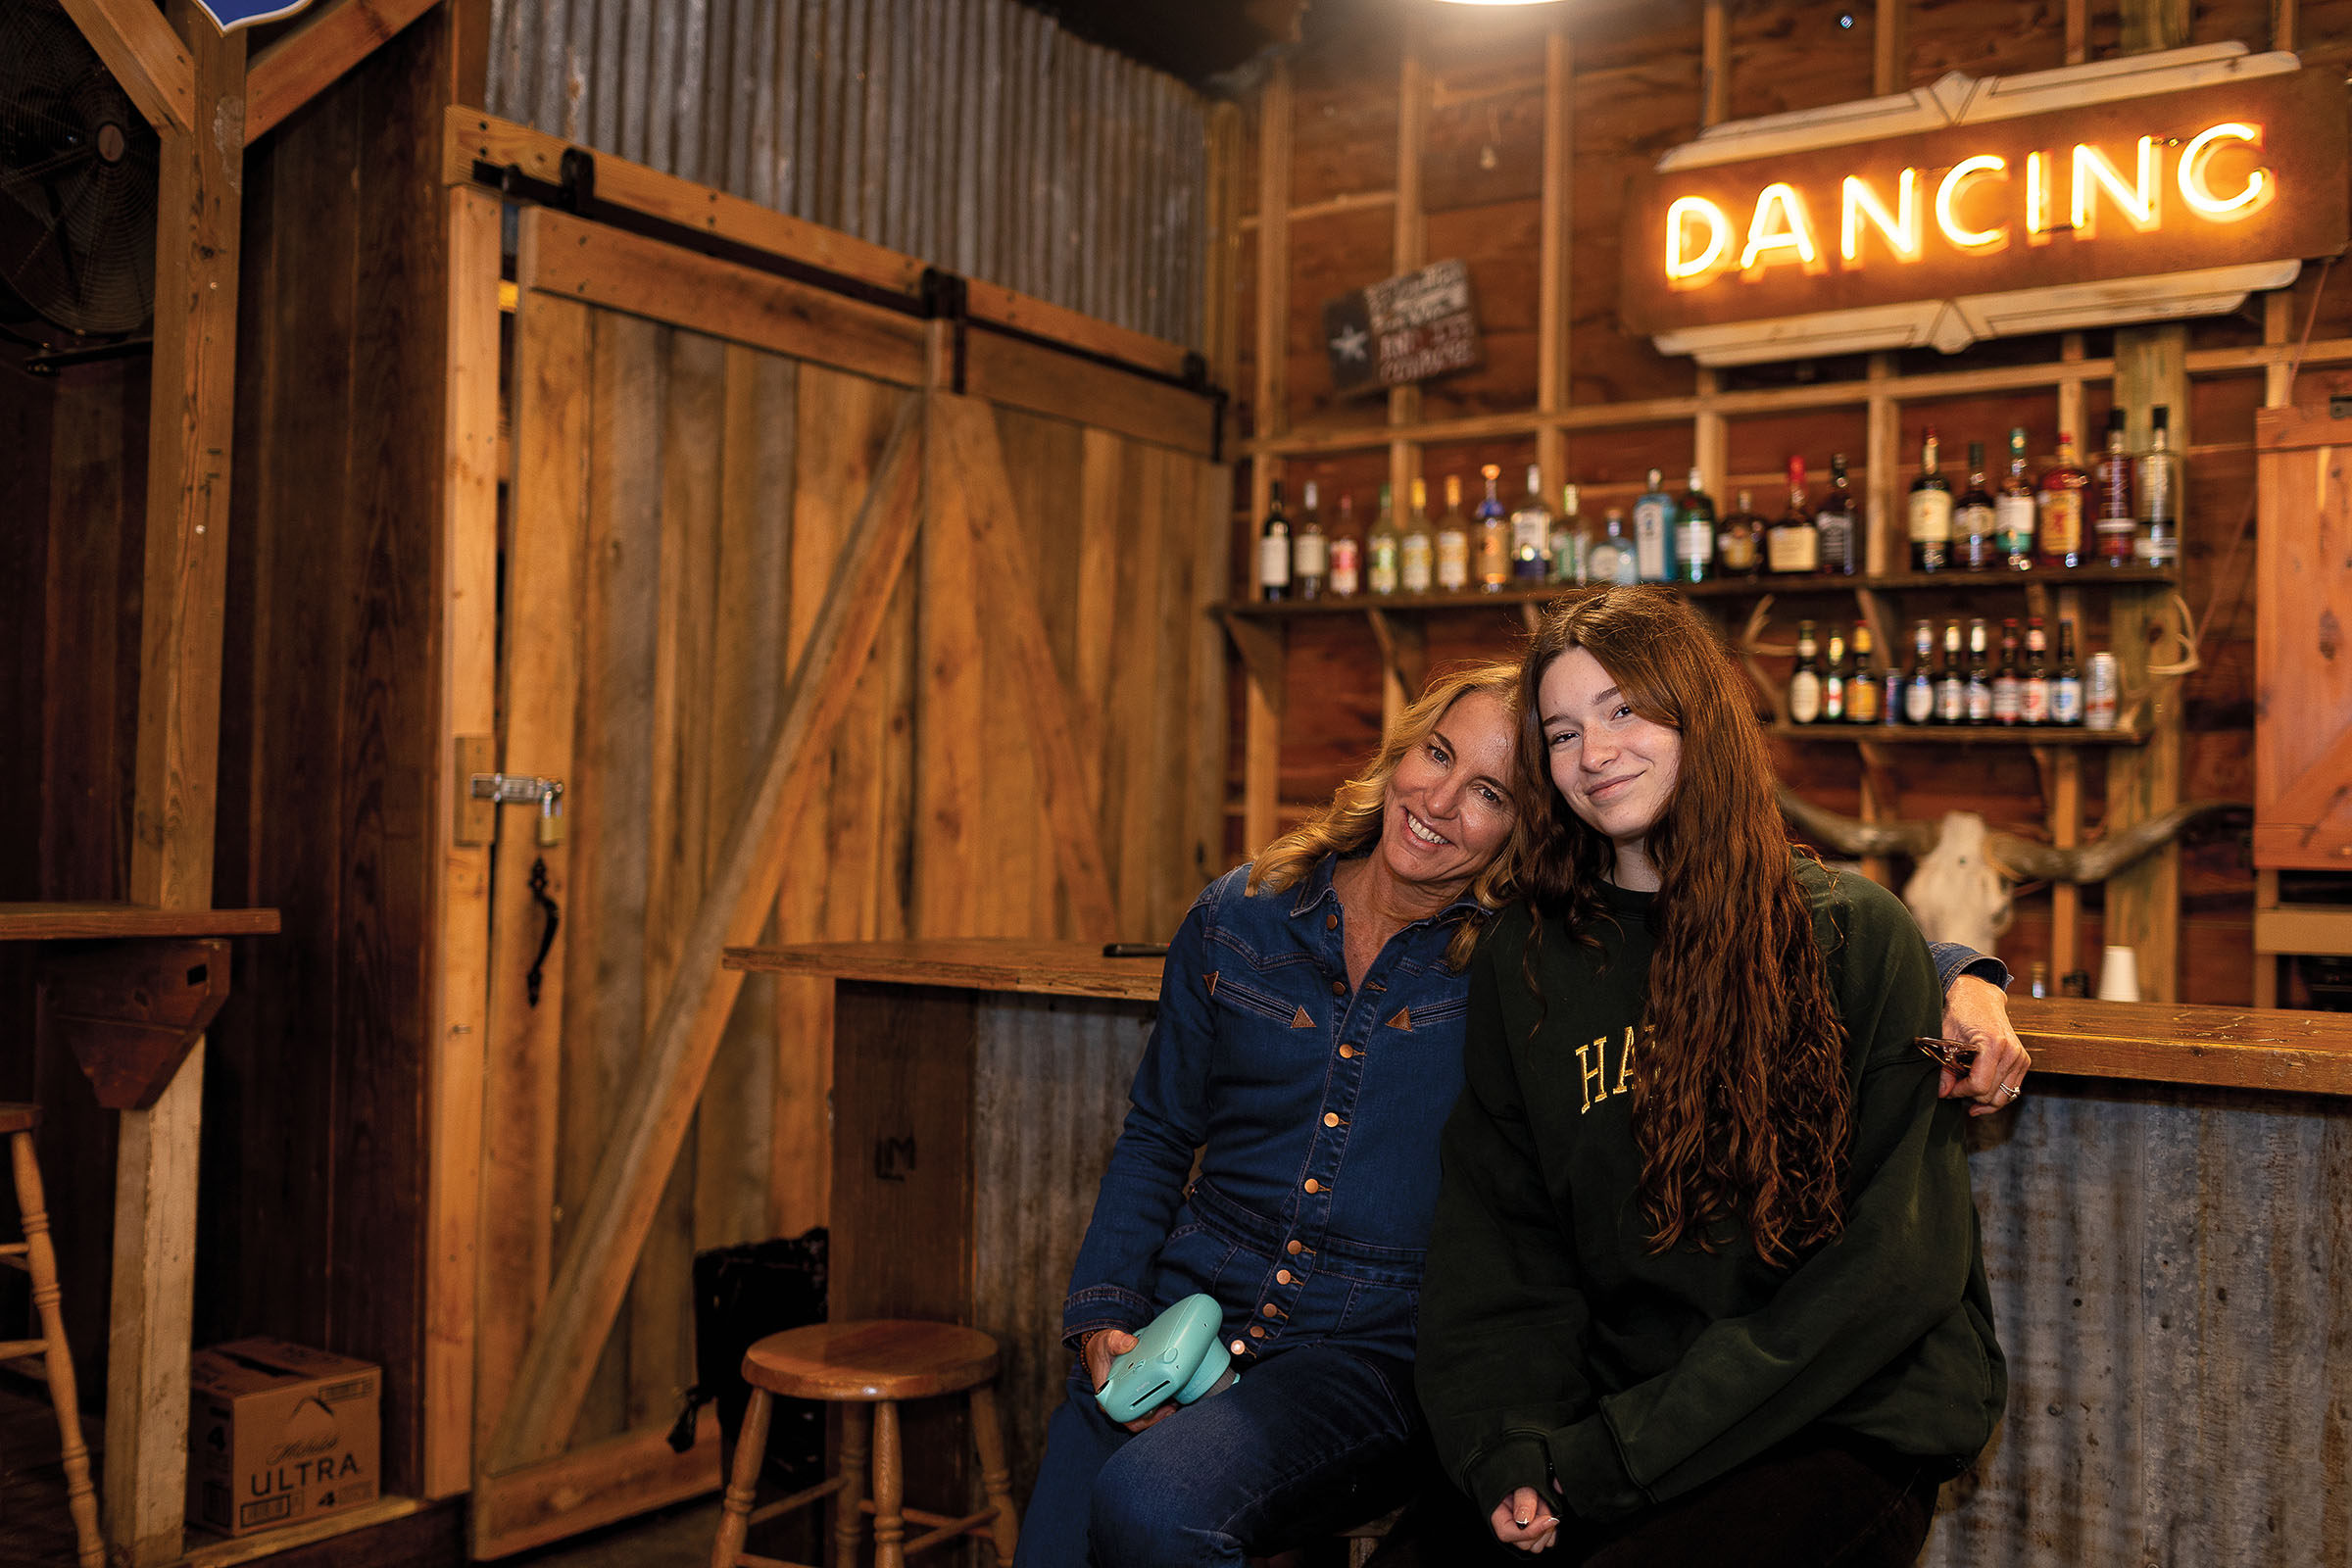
[57,0,193,134]
[247,0,442,141]
[0,906,278,940]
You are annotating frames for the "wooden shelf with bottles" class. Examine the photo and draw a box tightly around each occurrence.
[1217,564,2180,620]
[1768,721,2147,748]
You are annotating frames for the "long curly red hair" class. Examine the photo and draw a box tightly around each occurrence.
[1515,587,1850,1266]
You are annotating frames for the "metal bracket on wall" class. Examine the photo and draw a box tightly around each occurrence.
[466,769,567,847]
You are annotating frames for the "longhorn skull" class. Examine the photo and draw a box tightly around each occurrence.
[1776,789,2241,956]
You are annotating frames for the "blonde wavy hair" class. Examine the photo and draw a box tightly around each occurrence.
[1247,662,1525,970]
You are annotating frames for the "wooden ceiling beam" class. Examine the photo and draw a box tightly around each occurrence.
[58,0,195,134]
[247,0,442,140]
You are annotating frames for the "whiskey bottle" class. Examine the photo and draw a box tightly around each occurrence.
[1476,465,1512,591]
[1908,428,1954,571]
[1996,427,2037,571]
[1718,488,1763,577]
[2038,432,2088,568]
[1815,454,1858,575]
[1766,458,1819,574]
[1678,467,1717,584]
[2139,407,2180,567]
[1368,483,1401,596]
[1436,474,1471,592]
[1257,479,1291,601]
[1955,442,1997,570]
[1294,479,1328,600]
[1788,620,1824,724]
[2093,409,2136,567]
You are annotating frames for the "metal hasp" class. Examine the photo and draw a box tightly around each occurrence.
[471,772,567,846]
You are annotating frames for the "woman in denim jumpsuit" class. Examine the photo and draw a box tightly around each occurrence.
[1016,664,2023,1568]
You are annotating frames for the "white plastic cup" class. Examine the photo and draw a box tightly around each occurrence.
[2097,945,2141,1003]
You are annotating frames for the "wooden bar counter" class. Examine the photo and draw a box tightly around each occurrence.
[726,940,2352,1567]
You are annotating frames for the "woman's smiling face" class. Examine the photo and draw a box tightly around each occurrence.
[1539,647,1683,860]
[1377,690,1517,896]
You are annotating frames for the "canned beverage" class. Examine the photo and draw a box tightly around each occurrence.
[2085,652,2120,730]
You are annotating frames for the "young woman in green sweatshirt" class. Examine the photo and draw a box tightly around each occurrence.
[1416,586,2007,1564]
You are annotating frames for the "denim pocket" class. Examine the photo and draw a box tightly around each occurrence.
[1213,973,1309,1027]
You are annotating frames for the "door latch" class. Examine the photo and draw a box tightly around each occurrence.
[469,772,566,846]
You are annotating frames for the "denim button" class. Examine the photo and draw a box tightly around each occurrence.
[1286,1240,1303,1255]
[1338,1046,1355,1059]
[1277,1269,1293,1284]
[1303,1179,1321,1194]
[1230,1339,1247,1355]
[1323,1112,1341,1127]
[1261,1302,1279,1318]
[1330,979,1346,995]
[1326,913,1339,930]
[1249,1325,1266,1339]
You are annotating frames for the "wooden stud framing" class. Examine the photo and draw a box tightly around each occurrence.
[1388,18,1429,512]
[58,0,194,135]
[110,12,245,1563]
[1535,17,1573,495]
[487,401,924,1471]
[1242,61,1292,855]
[247,0,443,141]
[425,182,505,1501]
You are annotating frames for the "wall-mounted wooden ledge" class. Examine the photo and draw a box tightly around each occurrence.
[0,903,281,941]
[730,941,2352,1098]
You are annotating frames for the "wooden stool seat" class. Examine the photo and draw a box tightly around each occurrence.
[713,1318,1016,1568]
[0,1102,39,1137]
[741,1319,1001,1402]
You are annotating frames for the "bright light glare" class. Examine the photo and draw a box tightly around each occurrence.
[2179,122,2270,217]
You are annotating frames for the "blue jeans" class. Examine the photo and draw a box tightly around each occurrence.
[1014,1343,1419,1568]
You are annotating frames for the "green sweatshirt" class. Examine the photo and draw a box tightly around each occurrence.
[1415,858,2005,1524]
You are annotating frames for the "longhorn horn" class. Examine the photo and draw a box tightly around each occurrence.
[1985,800,2245,884]
[1775,786,1938,859]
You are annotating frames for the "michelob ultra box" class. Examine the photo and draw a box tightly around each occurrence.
[187,1338,380,1538]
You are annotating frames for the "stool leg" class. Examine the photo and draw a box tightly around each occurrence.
[967,1383,1019,1563]
[834,1403,870,1568]
[870,1400,905,1568]
[710,1388,771,1568]
[14,1131,103,1568]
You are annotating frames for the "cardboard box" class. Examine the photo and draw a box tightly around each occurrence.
[187,1339,380,1539]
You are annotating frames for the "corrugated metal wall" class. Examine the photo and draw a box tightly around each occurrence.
[485,0,1208,349]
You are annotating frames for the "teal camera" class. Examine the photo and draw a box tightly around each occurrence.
[1094,1294,1238,1423]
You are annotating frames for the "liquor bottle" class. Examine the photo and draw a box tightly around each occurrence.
[1400,478,1435,593]
[2021,615,2053,724]
[1718,488,1763,577]
[1633,467,1676,582]
[1996,427,2037,571]
[2052,620,2084,724]
[2093,409,2136,566]
[1436,474,1471,592]
[1880,652,1903,728]
[1904,621,1936,725]
[1294,479,1328,600]
[1511,465,1552,582]
[1823,631,1849,722]
[1964,618,1993,724]
[2139,406,2180,567]
[1678,467,1717,584]
[1552,484,1587,585]
[2038,432,2088,568]
[1955,442,1997,570]
[1847,623,1882,724]
[1908,428,1954,571]
[1788,620,1824,724]
[1257,479,1291,601]
[1990,617,2024,725]
[1329,493,1361,597]
[1767,458,1819,574]
[1935,621,1966,724]
[1590,509,1637,586]
[1368,483,1401,596]
[1816,454,1858,575]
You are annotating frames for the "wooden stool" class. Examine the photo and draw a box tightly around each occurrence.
[2,1105,104,1568]
[710,1319,1019,1568]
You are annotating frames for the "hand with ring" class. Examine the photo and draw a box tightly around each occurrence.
[1936,974,2033,1116]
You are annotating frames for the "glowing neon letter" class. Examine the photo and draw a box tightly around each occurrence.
[1936,155,2010,251]
[2027,150,2053,244]
[2073,136,2161,236]
[1840,169,1921,265]
[2178,122,2272,219]
[1665,196,1734,282]
[1740,183,1819,272]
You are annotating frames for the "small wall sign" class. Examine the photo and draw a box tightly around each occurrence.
[1620,44,2349,365]
[1323,260,1482,395]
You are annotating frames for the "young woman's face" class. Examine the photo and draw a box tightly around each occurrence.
[1377,690,1517,893]
[1539,648,1683,852]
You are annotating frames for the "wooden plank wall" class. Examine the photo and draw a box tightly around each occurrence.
[483,299,1228,1461]
[1229,0,2352,1006]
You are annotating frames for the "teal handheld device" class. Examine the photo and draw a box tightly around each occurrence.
[1094,1294,1238,1423]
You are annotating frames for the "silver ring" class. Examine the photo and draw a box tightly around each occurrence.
[2000,1081,2022,1098]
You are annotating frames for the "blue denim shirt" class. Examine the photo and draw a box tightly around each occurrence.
[1061,855,2005,1370]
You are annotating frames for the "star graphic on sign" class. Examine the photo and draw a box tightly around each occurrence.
[1330,321,1370,363]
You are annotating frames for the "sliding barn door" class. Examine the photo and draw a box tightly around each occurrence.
[454,205,1226,1556]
